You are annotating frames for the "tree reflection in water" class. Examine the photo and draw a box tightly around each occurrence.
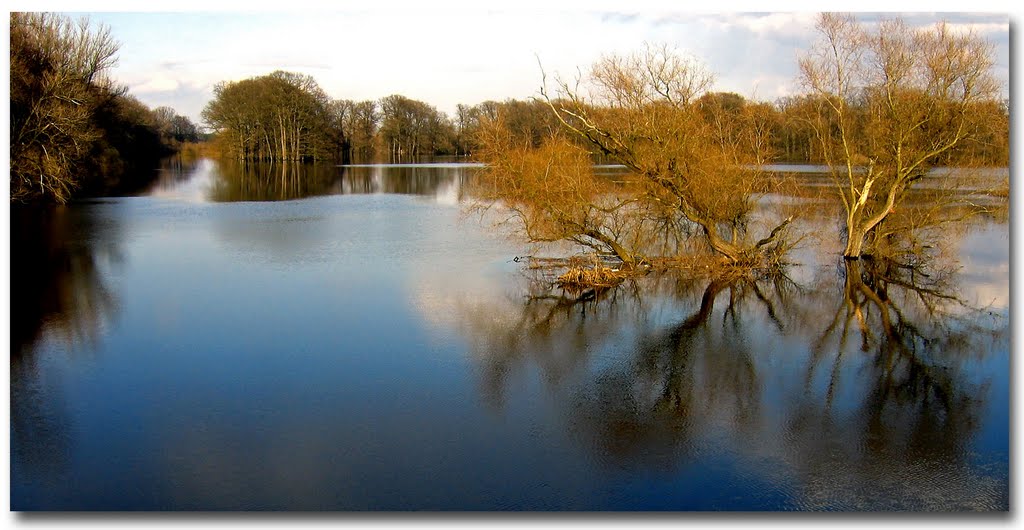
[148,157,474,202]
[11,205,121,356]
[11,204,122,484]
[208,160,343,202]
[457,255,1006,509]
[781,257,1005,509]
[338,165,472,198]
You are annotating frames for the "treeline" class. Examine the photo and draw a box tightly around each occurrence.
[10,13,200,203]
[13,11,1008,205]
[204,71,1010,167]
[771,94,1009,166]
[201,76,564,163]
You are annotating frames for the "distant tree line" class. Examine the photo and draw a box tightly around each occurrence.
[10,13,199,203]
[201,76,566,164]
[203,65,1009,168]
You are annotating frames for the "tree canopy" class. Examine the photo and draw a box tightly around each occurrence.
[799,13,1003,258]
[10,12,193,203]
[484,44,795,267]
[201,71,339,162]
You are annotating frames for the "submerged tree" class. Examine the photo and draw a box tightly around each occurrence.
[377,94,455,161]
[535,44,794,266]
[332,99,379,162]
[474,115,650,268]
[798,13,1002,259]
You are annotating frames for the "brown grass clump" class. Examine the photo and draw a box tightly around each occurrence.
[556,264,626,289]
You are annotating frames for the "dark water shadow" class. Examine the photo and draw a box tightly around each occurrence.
[10,204,125,497]
[10,205,122,357]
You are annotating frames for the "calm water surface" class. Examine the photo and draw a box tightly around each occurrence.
[10,159,1009,510]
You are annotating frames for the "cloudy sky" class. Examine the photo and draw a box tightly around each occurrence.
[21,2,1014,125]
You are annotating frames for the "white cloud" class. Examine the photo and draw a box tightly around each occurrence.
[704,12,819,37]
[132,76,181,93]
[83,10,1010,120]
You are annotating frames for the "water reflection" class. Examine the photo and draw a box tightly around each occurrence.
[778,260,1004,509]
[146,157,475,203]
[208,160,344,202]
[10,204,123,487]
[11,162,1006,510]
[10,205,121,356]
[338,165,471,202]
[566,275,775,471]
[441,255,1007,509]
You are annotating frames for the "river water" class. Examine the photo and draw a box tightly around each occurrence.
[10,158,1009,510]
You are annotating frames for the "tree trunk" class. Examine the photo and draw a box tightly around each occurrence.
[279,117,287,161]
[701,224,743,263]
[292,120,299,161]
[843,189,896,259]
[843,231,865,259]
[584,229,639,269]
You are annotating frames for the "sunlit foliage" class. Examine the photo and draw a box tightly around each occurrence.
[798,14,1003,258]
[475,44,794,268]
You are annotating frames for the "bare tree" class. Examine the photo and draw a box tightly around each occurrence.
[202,71,339,162]
[539,43,794,266]
[10,13,121,202]
[473,114,647,268]
[377,95,455,162]
[798,14,1001,258]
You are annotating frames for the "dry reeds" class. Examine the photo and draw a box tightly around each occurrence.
[556,264,626,289]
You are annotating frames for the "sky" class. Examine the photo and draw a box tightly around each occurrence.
[10,4,1016,128]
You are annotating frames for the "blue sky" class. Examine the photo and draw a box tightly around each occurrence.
[14,4,1015,126]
